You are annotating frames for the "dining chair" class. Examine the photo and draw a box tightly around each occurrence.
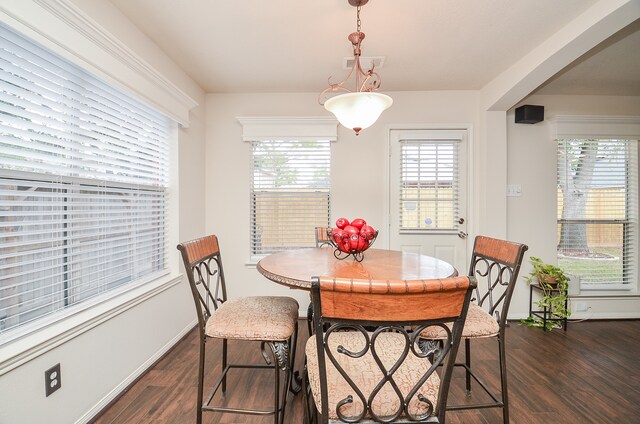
[315,226,333,248]
[304,275,476,423]
[419,235,528,424]
[177,234,299,424]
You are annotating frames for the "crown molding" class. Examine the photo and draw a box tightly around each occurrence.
[0,0,198,126]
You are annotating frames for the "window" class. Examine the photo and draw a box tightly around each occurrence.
[250,139,331,256]
[399,138,461,232]
[239,117,336,259]
[0,23,171,337]
[555,117,639,292]
[391,129,467,236]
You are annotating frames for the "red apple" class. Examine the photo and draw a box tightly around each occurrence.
[332,229,345,243]
[343,225,359,235]
[360,225,376,241]
[349,234,368,251]
[360,238,370,251]
[351,218,366,230]
[339,239,351,253]
[335,217,350,229]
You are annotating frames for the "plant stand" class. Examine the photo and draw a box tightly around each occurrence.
[529,283,568,332]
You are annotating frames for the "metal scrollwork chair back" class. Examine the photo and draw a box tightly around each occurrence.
[421,235,528,424]
[177,234,299,424]
[304,275,476,423]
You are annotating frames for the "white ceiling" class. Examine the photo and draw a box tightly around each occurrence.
[109,0,640,98]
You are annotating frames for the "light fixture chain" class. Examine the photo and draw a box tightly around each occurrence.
[319,0,392,135]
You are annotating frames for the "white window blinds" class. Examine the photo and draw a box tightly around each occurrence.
[0,23,170,336]
[399,139,460,232]
[557,139,638,287]
[250,139,331,256]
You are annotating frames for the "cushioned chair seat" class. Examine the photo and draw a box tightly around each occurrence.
[420,303,499,339]
[306,331,440,420]
[206,296,299,341]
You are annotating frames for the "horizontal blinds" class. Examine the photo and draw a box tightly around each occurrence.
[0,24,169,186]
[557,139,638,285]
[250,139,330,255]
[0,23,170,336]
[399,139,460,232]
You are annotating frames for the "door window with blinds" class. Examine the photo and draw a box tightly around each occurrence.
[0,23,171,337]
[398,137,461,233]
[557,139,638,290]
[250,139,331,257]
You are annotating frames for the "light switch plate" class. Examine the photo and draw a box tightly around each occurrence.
[506,184,522,197]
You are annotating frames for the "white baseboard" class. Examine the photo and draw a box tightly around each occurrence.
[509,312,640,321]
[77,319,197,424]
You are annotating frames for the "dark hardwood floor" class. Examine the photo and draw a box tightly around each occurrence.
[92,319,640,424]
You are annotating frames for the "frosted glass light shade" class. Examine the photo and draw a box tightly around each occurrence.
[324,92,393,134]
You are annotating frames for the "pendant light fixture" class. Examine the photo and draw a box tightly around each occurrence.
[319,0,392,135]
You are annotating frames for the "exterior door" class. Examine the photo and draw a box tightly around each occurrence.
[388,129,469,274]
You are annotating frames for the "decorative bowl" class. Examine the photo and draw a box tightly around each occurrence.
[326,228,378,262]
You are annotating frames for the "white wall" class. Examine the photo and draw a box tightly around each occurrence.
[0,1,206,423]
[507,94,640,319]
[206,91,480,313]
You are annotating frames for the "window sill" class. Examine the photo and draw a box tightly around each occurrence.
[0,273,182,376]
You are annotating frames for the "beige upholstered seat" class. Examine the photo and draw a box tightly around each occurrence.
[206,296,298,341]
[303,275,476,423]
[419,303,500,339]
[177,234,299,424]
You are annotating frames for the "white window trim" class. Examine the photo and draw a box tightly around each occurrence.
[553,115,640,297]
[0,9,185,373]
[238,116,337,264]
[237,116,338,141]
[0,0,198,126]
[553,115,640,140]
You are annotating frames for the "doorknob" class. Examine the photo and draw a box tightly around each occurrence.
[458,231,468,239]
[458,218,465,224]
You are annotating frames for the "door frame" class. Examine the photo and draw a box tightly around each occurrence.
[383,124,476,258]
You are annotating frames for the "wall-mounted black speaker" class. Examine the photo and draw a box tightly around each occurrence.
[515,105,544,124]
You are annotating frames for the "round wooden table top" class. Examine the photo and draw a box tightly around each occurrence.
[256,248,458,290]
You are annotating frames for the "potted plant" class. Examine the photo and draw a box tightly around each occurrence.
[521,256,571,330]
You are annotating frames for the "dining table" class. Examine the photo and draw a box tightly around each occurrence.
[256,247,458,290]
[256,246,458,394]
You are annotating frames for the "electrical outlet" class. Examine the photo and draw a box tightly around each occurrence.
[45,363,61,397]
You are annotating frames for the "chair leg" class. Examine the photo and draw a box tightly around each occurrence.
[498,333,509,424]
[197,338,206,424]
[280,330,297,424]
[302,365,310,424]
[222,338,228,394]
[302,366,318,424]
[465,338,472,396]
[289,321,302,395]
[273,352,281,424]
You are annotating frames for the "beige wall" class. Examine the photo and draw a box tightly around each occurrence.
[206,91,481,312]
[507,94,640,319]
[205,91,640,322]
